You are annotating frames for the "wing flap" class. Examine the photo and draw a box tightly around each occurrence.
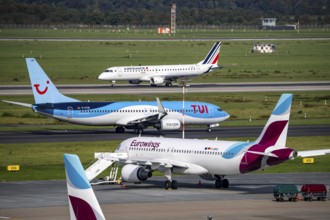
[116,114,159,126]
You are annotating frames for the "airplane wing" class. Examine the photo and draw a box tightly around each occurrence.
[297,149,330,157]
[116,97,167,126]
[131,157,208,175]
[2,100,32,108]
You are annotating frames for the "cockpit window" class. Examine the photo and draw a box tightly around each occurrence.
[105,70,113,73]
[217,108,222,112]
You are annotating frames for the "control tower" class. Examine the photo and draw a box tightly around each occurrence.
[171,3,176,34]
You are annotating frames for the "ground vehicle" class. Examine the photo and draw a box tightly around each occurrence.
[273,184,300,201]
[301,184,327,201]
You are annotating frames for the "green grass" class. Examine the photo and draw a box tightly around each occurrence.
[0,40,330,85]
[1,91,329,130]
[0,136,329,182]
[1,28,330,39]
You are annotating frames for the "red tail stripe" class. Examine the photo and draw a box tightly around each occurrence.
[212,54,219,64]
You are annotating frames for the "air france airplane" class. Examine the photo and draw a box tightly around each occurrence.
[98,42,222,87]
[64,154,106,220]
[2,58,229,133]
[86,94,330,189]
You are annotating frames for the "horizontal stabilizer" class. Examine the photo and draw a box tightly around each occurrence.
[246,150,279,158]
[2,100,32,108]
[297,149,330,157]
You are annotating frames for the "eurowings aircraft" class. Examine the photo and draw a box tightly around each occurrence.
[85,94,330,189]
[98,42,222,87]
[2,58,229,133]
[64,154,106,220]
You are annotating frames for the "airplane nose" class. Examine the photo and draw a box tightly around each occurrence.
[98,72,107,80]
[224,111,230,120]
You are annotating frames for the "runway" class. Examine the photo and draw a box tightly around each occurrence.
[0,173,329,219]
[0,124,329,143]
[1,81,330,95]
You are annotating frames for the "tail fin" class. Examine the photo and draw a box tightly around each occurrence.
[255,94,293,147]
[197,42,221,68]
[64,154,106,220]
[26,58,79,104]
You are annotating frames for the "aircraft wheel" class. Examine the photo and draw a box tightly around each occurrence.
[171,180,178,190]
[165,82,172,87]
[222,179,229,188]
[164,180,172,190]
[115,126,125,133]
[215,179,222,188]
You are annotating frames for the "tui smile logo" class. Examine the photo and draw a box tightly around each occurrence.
[34,80,49,95]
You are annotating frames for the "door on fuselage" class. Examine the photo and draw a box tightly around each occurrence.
[67,106,73,118]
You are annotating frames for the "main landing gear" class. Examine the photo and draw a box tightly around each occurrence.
[115,126,125,133]
[165,82,172,87]
[215,175,229,189]
[164,180,178,190]
[163,166,178,190]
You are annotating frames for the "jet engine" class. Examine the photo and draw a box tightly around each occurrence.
[150,77,164,85]
[156,119,181,130]
[129,80,142,85]
[121,164,152,182]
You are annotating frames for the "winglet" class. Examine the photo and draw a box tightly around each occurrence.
[156,97,167,119]
[64,154,105,220]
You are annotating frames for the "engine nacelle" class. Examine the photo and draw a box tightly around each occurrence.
[121,164,152,182]
[158,119,181,130]
[129,80,142,85]
[150,76,164,85]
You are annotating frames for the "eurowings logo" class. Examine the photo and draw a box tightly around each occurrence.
[34,80,49,95]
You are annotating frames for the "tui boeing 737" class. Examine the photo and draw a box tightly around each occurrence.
[85,93,330,189]
[98,42,222,87]
[2,58,229,133]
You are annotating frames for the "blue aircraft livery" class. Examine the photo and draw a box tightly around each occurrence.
[3,58,229,133]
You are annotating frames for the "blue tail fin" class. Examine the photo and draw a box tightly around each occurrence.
[64,154,106,220]
[26,58,79,104]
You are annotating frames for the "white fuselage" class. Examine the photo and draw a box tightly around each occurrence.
[98,64,213,83]
[116,137,250,176]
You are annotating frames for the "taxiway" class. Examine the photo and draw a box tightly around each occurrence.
[0,173,329,219]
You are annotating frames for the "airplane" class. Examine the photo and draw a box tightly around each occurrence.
[2,58,229,133]
[98,42,222,87]
[64,153,106,220]
[85,93,330,190]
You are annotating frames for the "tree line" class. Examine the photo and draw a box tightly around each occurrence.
[1,0,329,25]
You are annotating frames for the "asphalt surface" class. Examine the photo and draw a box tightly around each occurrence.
[1,81,330,95]
[0,173,329,219]
[0,124,329,143]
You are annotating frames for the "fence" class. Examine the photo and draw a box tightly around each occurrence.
[1,24,330,30]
